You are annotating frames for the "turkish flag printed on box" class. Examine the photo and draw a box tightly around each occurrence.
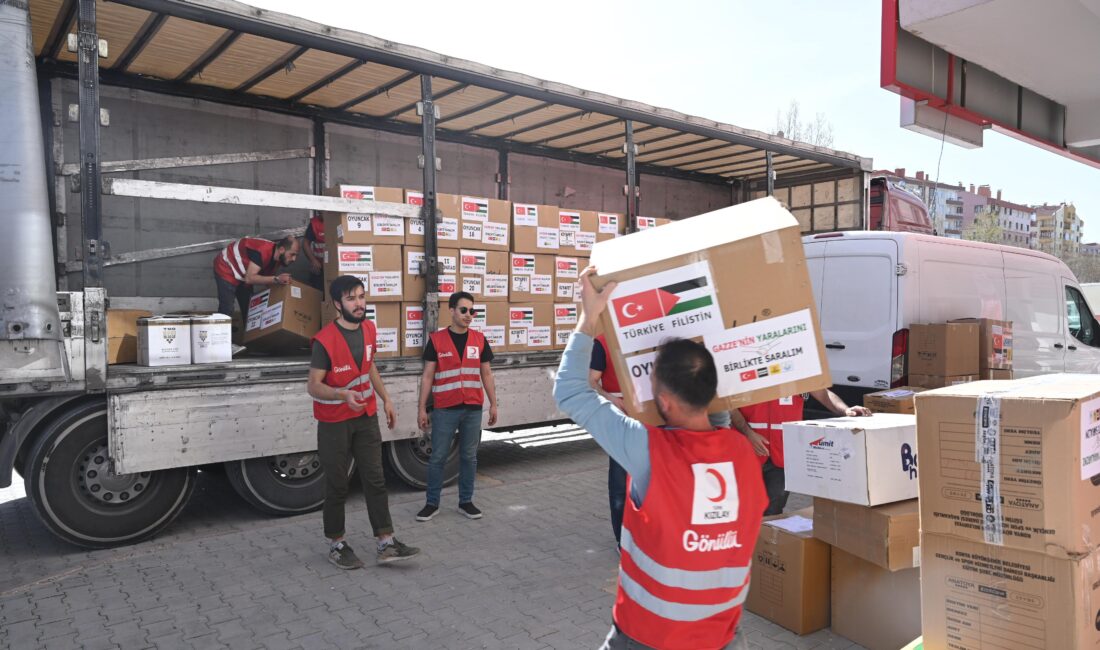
[612,289,678,326]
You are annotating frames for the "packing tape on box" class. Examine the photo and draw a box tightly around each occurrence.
[975,394,1004,545]
[760,231,784,264]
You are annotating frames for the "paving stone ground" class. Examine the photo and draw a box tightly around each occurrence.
[0,427,865,649]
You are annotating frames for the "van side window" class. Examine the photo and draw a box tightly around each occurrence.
[1066,286,1099,347]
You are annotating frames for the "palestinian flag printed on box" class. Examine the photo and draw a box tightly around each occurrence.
[613,278,713,327]
[462,197,490,221]
[556,257,579,279]
[364,305,378,322]
[510,307,534,328]
[340,186,376,201]
[559,211,581,232]
[337,246,373,273]
[555,304,578,325]
[608,261,723,354]
[512,254,536,275]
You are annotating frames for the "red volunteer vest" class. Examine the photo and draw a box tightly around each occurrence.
[615,425,767,650]
[307,215,325,259]
[737,395,804,468]
[429,328,485,409]
[595,334,622,394]
[311,320,378,422]
[213,237,277,286]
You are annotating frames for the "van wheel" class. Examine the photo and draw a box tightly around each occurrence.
[25,401,196,548]
[224,452,327,516]
[384,435,459,490]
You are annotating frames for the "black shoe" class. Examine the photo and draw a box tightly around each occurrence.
[415,504,439,522]
[377,538,421,564]
[328,542,363,570]
[458,502,483,519]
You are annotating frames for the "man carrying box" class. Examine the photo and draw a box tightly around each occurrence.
[739,391,870,515]
[415,291,499,522]
[212,235,300,318]
[558,268,767,650]
[307,275,420,569]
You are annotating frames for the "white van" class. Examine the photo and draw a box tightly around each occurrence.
[802,231,1100,405]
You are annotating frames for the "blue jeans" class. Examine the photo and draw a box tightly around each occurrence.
[608,457,627,545]
[426,407,483,506]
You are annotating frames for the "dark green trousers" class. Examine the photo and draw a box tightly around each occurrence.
[317,413,394,539]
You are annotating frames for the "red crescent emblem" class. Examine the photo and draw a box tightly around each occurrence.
[705,468,726,503]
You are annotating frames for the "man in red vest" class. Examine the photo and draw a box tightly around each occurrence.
[308,275,420,569]
[302,212,325,290]
[212,235,300,317]
[557,268,767,650]
[415,291,498,522]
[739,391,870,515]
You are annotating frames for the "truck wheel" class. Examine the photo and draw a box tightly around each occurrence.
[384,435,459,489]
[24,401,196,548]
[224,452,327,515]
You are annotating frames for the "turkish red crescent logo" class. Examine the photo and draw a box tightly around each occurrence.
[705,468,727,503]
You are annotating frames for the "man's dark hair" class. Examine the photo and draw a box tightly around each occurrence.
[329,275,364,303]
[449,291,475,308]
[654,338,718,409]
[276,235,297,250]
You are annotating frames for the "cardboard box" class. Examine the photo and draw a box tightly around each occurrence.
[552,255,582,303]
[981,367,1013,380]
[471,302,508,352]
[556,209,598,256]
[107,309,152,364]
[323,185,406,246]
[908,373,977,388]
[589,197,830,424]
[950,317,1013,370]
[509,253,556,303]
[436,193,510,252]
[507,303,554,352]
[909,322,979,376]
[402,246,459,304]
[596,212,625,242]
[403,189,426,246]
[368,303,401,358]
[862,387,926,414]
[324,244,404,302]
[457,249,509,303]
[812,498,919,571]
[243,280,321,351]
[512,203,561,255]
[831,548,921,650]
[190,314,232,364]
[401,303,425,357]
[782,413,918,506]
[636,216,671,230]
[554,326,573,350]
[553,303,579,351]
[137,316,192,366]
[745,509,831,635]
[921,533,1100,650]
[915,375,1100,558]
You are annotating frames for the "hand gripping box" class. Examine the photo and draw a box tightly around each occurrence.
[589,197,830,425]
[915,374,1100,559]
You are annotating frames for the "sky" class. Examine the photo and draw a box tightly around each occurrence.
[246,0,1100,241]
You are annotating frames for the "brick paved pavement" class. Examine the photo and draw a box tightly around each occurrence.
[0,428,865,649]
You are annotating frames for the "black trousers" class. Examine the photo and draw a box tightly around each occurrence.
[762,459,790,516]
[215,275,252,318]
[317,413,394,539]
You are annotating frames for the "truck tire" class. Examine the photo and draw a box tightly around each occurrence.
[224,452,327,516]
[24,401,196,548]
[384,435,459,490]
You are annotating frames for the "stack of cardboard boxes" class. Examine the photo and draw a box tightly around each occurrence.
[916,375,1100,649]
[132,312,235,367]
[779,413,922,649]
[907,318,1013,388]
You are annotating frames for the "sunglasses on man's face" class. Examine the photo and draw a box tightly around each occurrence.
[457,306,478,316]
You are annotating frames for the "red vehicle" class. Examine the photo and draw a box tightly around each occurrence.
[868,175,934,234]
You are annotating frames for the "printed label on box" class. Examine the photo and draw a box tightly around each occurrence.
[377,328,398,353]
[484,326,505,348]
[341,187,376,201]
[509,327,528,346]
[510,307,534,329]
[573,281,582,303]
[484,274,508,297]
[438,218,459,241]
[556,282,574,300]
[369,272,402,298]
[514,204,539,227]
[637,216,657,229]
[555,304,578,325]
[471,304,488,329]
[406,250,425,275]
[406,191,424,206]
[555,257,579,279]
[532,274,553,295]
[246,311,263,332]
[462,276,483,295]
[555,329,572,346]
[260,302,284,330]
[405,330,424,349]
[462,196,489,222]
[576,232,595,252]
[337,246,374,273]
[405,306,424,331]
[374,216,403,236]
[1081,396,1100,479]
[559,210,581,232]
[704,308,822,398]
[512,254,536,275]
[529,326,551,347]
[291,286,301,299]
[439,254,457,274]
[559,230,576,248]
[438,274,456,294]
[346,213,371,232]
[364,305,378,322]
[625,351,658,403]
[608,260,722,354]
[462,222,483,242]
[512,275,531,293]
[408,217,425,236]
[460,250,487,275]
[537,227,560,249]
[598,213,620,234]
[482,221,508,246]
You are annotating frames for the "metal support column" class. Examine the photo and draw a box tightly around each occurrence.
[765,151,775,197]
[496,148,509,201]
[77,0,104,288]
[419,75,440,333]
[311,118,329,195]
[624,120,638,233]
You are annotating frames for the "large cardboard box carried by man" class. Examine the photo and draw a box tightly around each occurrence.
[589,197,830,424]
